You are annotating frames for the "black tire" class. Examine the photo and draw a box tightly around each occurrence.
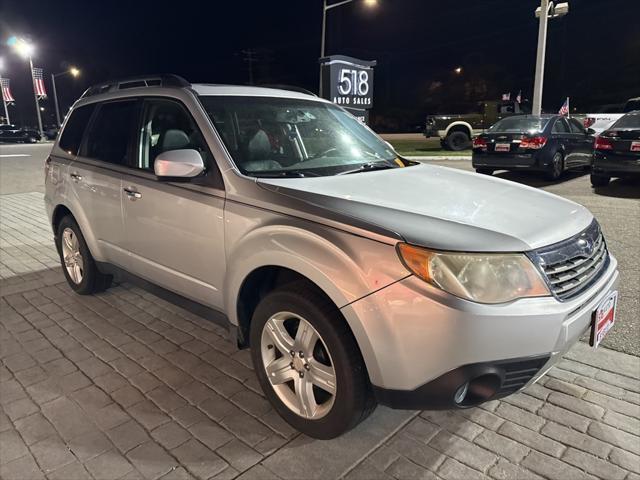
[590,174,610,187]
[28,136,38,144]
[475,168,494,175]
[545,152,564,181]
[446,131,470,151]
[56,215,112,295]
[249,285,375,439]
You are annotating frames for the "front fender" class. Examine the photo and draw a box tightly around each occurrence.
[223,210,409,327]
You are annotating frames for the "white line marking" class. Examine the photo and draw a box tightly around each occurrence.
[0,154,31,158]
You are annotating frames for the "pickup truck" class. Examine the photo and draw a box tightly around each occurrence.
[424,100,528,151]
[577,97,640,134]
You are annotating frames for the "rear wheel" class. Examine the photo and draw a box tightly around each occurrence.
[475,168,494,175]
[56,216,112,294]
[545,152,564,181]
[250,285,375,439]
[590,174,610,187]
[446,131,470,151]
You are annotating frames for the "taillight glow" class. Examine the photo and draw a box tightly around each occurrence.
[473,137,487,150]
[594,136,614,150]
[520,136,547,149]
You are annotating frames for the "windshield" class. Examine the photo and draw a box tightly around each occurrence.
[611,112,640,129]
[199,96,403,177]
[488,116,550,133]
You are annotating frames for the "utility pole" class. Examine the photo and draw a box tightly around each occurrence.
[242,49,256,85]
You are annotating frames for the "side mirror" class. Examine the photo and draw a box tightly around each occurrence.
[154,149,205,181]
[586,127,596,135]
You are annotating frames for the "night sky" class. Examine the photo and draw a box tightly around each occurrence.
[1,0,638,130]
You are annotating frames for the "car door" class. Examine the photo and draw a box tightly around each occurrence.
[120,97,226,309]
[69,100,138,266]
[550,117,573,164]
[568,117,594,166]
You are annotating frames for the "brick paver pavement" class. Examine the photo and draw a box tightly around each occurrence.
[1,192,639,480]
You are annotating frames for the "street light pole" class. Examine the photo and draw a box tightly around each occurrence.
[51,73,61,127]
[532,0,549,115]
[319,0,376,97]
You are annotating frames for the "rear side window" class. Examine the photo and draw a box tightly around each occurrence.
[568,118,586,134]
[552,118,570,134]
[58,104,96,155]
[83,100,138,165]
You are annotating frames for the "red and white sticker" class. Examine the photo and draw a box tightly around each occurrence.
[591,291,617,348]
[630,141,640,152]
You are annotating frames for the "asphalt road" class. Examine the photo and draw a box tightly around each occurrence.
[1,142,638,355]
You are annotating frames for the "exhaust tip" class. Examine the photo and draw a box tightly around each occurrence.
[454,374,501,407]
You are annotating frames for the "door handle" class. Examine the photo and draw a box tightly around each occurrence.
[70,172,82,182]
[123,187,142,200]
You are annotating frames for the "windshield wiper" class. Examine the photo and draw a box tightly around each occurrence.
[249,170,320,178]
[337,162,397,176]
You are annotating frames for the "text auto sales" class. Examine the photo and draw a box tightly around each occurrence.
[332,96,372,106]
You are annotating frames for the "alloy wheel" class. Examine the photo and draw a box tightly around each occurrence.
[61,227,84,284]
[260,311,337,419]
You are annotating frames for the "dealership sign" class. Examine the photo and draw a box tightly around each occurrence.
[319,55,376,123]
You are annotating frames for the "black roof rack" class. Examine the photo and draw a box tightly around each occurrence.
[258,84,317,97]
[80,74,190,98]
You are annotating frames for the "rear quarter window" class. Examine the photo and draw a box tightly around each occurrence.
[58,104,96,155]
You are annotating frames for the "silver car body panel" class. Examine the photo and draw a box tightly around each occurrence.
[45,83,620,395]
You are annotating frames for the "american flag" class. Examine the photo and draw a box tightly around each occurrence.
[32,67,47,98]
[516,90,522,104]
[558,97,570,116]
[1,78,15,103]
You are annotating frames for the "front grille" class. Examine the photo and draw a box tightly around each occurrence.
[496,356,550,396]
[528,220,610,301]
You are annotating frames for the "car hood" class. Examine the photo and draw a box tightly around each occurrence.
[256,163,593,252]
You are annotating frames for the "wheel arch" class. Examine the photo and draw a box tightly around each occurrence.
[50,202,104,261]
[444,121,473,138]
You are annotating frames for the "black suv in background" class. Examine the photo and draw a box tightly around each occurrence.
[0,124,41,143]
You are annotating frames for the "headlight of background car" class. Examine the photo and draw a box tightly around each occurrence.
[397,243,550,304]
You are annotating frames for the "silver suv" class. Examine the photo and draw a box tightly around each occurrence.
[45,75,619,438]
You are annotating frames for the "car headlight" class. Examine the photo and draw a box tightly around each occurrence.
[397,243,550,304]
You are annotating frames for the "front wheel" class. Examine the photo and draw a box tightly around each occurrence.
[250,286,375,439]
[590,174,610,187]
[545,152,564,181]
[56,216,112,294]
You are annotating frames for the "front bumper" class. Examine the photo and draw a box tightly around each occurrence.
[340,255,619,408]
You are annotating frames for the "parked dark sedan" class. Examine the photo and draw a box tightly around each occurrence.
[0,124,41,143]
[591,111,640,187]
[472,115,594,180]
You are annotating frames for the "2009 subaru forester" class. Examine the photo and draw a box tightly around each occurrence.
[45,75,619,439]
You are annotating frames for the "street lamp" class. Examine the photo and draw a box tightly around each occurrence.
[0,57,9,124]
[319,0,378,96]
[51,66,80,127]
[8,36,44,138]
[532,1,569,115]
[454,66,463,75]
